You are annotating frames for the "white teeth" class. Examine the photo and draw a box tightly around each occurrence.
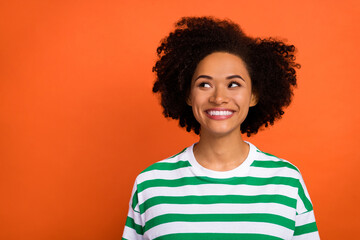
[207,110,233,116]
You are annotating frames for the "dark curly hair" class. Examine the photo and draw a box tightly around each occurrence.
[152,16,300,136]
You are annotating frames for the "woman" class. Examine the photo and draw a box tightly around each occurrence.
[122,17,320,240]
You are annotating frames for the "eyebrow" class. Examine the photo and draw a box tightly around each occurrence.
[194,74,245,81]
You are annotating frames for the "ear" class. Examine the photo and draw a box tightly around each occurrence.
[249,93,258,107]
[186,96,192,106]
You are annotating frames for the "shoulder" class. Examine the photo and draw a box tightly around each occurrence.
[135,146,192,184]
[248,142,302,180]
[254,148,300,172]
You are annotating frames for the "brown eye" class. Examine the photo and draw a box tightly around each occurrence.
[199,82,211,88]
[228,82,240,88]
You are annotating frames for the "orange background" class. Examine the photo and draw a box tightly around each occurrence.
[1,0,359,239]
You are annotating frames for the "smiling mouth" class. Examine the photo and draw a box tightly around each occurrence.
[206,110,234,116]
[205,110,235,120]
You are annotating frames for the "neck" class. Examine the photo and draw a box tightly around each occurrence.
[194,130,249,171]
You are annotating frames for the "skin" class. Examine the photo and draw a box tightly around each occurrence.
[187,52,258,171]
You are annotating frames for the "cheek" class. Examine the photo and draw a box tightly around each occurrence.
[191,99,204,116]
[189,96,207,121]
[233,89,252,104]
[190,106,203,125]
[189,91,208,107]
[233,94,250,106]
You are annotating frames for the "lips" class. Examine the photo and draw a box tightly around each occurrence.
[205,109,235,120]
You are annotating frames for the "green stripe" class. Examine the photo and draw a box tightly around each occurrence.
[256,150,278,158]
[131,190,139,211]
[251,160,299,172]
[154,233,283,240]
[140,194,296,214]
[297,183,313,212]
[137,176,299,194]
[144,213,295,232]
[294,222,318,235]
[142,160,191,173]
[125,216,143,235]
[168,148,187,158]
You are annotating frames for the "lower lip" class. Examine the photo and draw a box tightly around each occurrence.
[205,112,234,120]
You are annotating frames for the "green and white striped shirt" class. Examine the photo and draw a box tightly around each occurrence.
[122,142,320,240]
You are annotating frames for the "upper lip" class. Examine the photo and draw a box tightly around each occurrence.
[205,108,235,112]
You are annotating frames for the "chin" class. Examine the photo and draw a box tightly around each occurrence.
[201,127,240,137]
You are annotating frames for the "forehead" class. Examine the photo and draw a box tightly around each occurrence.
[193,52,250,80]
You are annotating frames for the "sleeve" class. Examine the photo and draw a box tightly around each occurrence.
[122,180,144,240]
[292,174,320,239]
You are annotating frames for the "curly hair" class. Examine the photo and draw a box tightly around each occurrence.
[152,16,300,136]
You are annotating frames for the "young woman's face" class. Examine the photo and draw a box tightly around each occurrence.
[187,52,257,137]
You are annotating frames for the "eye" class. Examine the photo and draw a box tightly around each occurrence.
[228,81,241,88]
[198,82,211,88]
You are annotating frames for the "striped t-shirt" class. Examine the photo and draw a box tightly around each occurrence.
[122,142,320,240]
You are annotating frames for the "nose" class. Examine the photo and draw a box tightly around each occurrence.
[209,87,229,104]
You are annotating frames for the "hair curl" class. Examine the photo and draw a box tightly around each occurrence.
[152,16,300,136]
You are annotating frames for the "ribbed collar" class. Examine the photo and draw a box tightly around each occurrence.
[183,141,258,178]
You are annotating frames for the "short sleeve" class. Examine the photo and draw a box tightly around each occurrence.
[292,174,320,239]
[122,181,144,240]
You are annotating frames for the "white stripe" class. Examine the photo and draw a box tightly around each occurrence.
[129,183,140,212]
[299,175,312,202]
[154,156,188,163]
[127,207,143,226]
[140,183,298,200]
[138,167,193,182]
[296,193,307,214]
[122,226,143,240]
[144,222,293,240]
[143,202,295,222]
[295,210,316,226]
[137,165,301,183]
[293,231,320,239]
[248,167,301,179]
[255,152,283,161]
